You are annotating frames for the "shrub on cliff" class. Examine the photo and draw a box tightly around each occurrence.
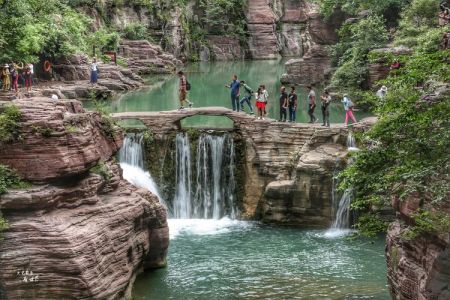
[123,22,149,40]
[0,105,22,143]
[0,164,30,195]
[0,211,8,241]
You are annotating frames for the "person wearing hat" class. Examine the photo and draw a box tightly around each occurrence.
[2,65,11,91]
[376,86,388,99]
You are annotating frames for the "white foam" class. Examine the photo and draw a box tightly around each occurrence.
[168,218,255,239]
[120,163,163,201]
[348,147,360,152]
[322,228,355,238]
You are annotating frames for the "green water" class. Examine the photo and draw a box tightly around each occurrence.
[93,60,371,128]
[133,219,389,300]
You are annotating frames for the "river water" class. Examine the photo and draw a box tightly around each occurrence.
[133,219,389,300]
[98,60,371,128]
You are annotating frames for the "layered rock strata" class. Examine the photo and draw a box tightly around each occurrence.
[0,99,169,299]
[281,6,346,86]
[386,196,450,300]
[119,40,182,74]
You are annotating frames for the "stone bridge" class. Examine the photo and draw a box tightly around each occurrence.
[112,107,376,225]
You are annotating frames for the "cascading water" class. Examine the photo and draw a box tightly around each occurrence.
[173,133,193,219]
[173,132,237,219]
[325,133,357,237]
[119,133,164,204]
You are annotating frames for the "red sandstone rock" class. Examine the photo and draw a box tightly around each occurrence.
[0,98,169,299]
[119,40,182,74]
[0,98,123,181]
[0,174,168,300]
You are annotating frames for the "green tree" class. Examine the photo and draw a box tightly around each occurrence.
[330,15,389,89]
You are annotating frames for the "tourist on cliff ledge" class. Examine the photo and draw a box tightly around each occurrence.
[226,75,241,112]
[239,80,254,114]
[279,86,288,122]
[342,94,357,127]
[2,65,11,91]
[307,85,317,123]
[90,58,98,85]
[320,90,331,127]
[23,67,32,92]
[288,86,297,123]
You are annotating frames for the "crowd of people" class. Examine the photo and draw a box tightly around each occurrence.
[1,63,34,94]
[177,72,360,127]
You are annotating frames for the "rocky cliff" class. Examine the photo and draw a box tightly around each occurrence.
[386,196,450,300]
[0,99,169,299]
[77,0,343,62]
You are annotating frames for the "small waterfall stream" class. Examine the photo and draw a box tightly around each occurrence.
[326,133,357,237]
[119,134,165,205]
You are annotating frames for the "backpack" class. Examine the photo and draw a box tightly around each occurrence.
[186,80,191,91]
[348,99,354,108]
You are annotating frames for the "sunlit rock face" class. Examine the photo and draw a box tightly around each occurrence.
[0,99,168,300]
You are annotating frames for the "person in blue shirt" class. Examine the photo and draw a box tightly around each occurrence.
[226,75,241,111]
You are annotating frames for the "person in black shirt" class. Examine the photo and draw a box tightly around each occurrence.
[320,90,331,127]
[279,86,288,122]
[288,86,298,122]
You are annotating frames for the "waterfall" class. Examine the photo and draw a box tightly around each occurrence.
[173,132,237,219]
[119,134,165,204]
[173,133,193,219]
[347,131,359,152]
[330,189,352,229]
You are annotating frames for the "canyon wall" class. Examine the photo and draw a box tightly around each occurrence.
[0,99,169,299]
[78,0,341,62]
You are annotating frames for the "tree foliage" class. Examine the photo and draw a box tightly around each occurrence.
[330,14,389,90]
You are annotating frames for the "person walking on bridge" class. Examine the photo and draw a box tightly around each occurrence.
[226,75,240,112]
[239,80,254,114]
[177,70,193,110]
[320,90,331,127]
[342,94,357,127]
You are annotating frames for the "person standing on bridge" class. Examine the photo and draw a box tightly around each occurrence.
[342,93,357,127]
[320,90,331,127]
[288,86,297,122]
[178,70,193,110]
[226,75,240,112]
[307,85,317,123]
[279,86,288,122]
